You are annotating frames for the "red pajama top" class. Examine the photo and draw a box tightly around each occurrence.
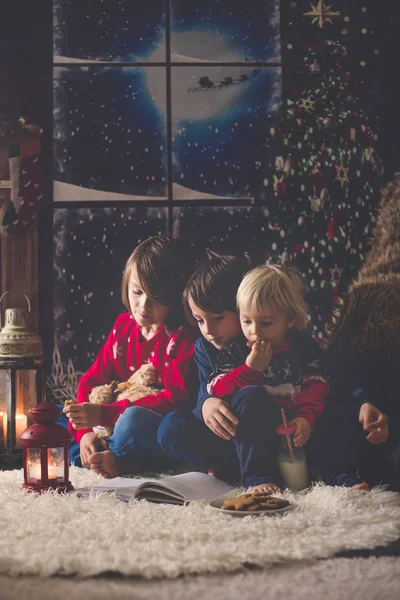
[207,332,329,429]
[70,312,198,443]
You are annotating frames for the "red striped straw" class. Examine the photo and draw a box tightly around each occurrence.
[280,408,295,461]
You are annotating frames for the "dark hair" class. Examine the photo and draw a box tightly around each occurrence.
[183,256,248,325]
[121,236,194,331]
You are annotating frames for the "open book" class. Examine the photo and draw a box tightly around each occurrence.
[75,471,242,505]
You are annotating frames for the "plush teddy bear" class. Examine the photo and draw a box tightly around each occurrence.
[91,363,163,438]
[65,364,163,438]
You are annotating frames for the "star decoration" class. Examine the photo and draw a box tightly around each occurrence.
[329,264,343,285]
[303,1,340,29]
[334,163,350,188]
[298,96,316,112]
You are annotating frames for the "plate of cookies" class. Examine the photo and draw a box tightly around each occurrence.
[208,492,293,516]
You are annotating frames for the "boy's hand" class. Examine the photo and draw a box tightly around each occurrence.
[246,340,272,372]
[202,397,239,440]
[80,432,106,467]
[289,416,311,447]
[359,402,389,444]
[63,402,102,429]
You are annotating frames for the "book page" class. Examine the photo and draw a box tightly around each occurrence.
[76,476,152,498]
[75,472,241,503]
[134,490,186,505]
[136,472,240,502]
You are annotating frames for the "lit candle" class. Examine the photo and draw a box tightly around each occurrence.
[2,412,6,446]
[15,414,28,448]
[2,412,27,448]
[0,412,4,447]
[47,464,57,480]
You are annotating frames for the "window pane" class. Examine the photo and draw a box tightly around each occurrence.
[170,0,280,62]
[27,448,42,483]
[53,67,167,200]
[171,66,280,199]
[54,0,165,63]
[48,447,65,480]
[173,206,273,262]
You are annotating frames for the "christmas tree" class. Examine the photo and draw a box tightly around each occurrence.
[262,40,384,339]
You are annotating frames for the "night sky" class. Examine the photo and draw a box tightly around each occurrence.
[170,0,280,62]
[171,66,280,199]
[54,0,280,63]
[53,65,280,200]
[53,0,165,62]
[53,67,167,198]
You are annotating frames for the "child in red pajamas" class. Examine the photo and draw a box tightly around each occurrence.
[63,236,198,477]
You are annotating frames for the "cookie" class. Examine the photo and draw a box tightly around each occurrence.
[239,492,273,499]
[257,498,290,510]
[64,399,76,407]
[221,493,289,512]
[221,496,258,511]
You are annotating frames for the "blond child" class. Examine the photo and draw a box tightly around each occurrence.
[206,265,330,492]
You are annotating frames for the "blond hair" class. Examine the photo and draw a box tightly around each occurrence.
[236,265,309,331]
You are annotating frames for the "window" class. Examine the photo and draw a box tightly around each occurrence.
[53,0,281,204]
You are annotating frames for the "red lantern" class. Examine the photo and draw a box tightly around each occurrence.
[20,403,73,493]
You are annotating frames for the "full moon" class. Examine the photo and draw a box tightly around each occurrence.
[146,32,256,121]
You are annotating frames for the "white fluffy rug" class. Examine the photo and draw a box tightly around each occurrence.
[1,467,400,579]
[1,557,400,600]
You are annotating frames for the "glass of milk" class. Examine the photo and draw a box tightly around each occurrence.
[276,423,309,491]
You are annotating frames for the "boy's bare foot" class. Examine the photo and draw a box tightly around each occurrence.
[351,482,370,491]
[324,471,370,490]
[88,450,137,478]
[247,482,281,495]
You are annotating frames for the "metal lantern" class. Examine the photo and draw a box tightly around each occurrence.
[0,291,46,464]
[20,403,73,493]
